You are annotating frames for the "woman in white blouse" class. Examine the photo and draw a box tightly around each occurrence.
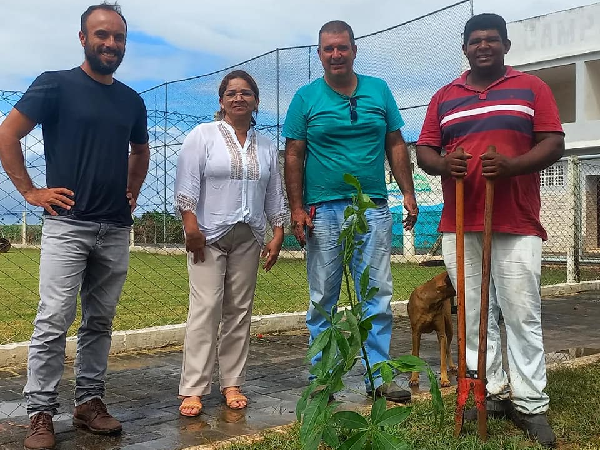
[174,70,287,416]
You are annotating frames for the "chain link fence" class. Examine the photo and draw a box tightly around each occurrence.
[1,0,599,350]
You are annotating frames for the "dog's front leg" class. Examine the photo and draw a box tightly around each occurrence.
[409,331,421,386]
[437,331,451,387]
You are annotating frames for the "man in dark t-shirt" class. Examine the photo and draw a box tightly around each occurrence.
[0,4,149,449]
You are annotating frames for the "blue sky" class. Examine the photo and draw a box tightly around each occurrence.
[1,0,597,224]
[1,0,596,93]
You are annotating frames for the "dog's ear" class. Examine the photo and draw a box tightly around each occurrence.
[437,272,454,293]
[436,272,449,291]
[445,273,452,286]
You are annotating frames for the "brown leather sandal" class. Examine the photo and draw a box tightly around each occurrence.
[178,395,202,417]
[222,387,248,410]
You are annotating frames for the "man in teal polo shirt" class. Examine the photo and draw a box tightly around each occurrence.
[283,20,418,402]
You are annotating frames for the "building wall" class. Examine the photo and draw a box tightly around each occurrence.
[506,4,600,68]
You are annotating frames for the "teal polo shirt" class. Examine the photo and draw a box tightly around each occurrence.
[283,74,404,205]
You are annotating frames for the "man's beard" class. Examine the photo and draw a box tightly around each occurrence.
[84,42,124,75]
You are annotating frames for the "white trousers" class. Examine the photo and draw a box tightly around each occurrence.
[442,232,549,414]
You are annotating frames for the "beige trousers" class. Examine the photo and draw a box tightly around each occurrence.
[179,223,261,396]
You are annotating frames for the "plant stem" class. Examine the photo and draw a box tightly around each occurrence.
[343,265,354,308]
[343,253,376,399]
[362,344,376,400]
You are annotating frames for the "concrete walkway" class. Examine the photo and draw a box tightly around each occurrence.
[1,291,599,450]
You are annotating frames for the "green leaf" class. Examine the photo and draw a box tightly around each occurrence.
[303,429,324,450]
[427,367,444,427]
[377,405,412,427]
[299,391,329,444]
[338,320,350,332]
[296,380,319,420]
[344,205,356,220]
[334,329,351,359]
[306,328,332,363]
[322,426,340,448]
[387,355,427,373]
[372,430,408,450]
[370,397,387,424]
[346,310,363,354]
[359,266,371,298]
[360,315,376,331]
[359,325,369,343]
[344,353,361,372]
[380,363,395,384]
[332,411,369,430]
[356,215,368,234]
[321,337,339,372]
[343,173,361,193]
[338,430,369,450]
[311,301,332,323]
[333,310,345,325]
[358,193,377,210]
[364,286,379,301]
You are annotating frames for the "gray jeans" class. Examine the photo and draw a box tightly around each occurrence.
[24,216,130,416]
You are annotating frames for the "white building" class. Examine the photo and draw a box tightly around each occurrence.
[506,3,600,254]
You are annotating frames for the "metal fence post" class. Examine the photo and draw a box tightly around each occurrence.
[276,49,280,151]
[163,83,169,247]
[402,207,415,259]
[21,211,26,245]
[567,156,581,283]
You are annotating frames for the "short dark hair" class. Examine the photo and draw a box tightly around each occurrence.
[81,2,127,35]
[463,13,508,45]
[319,20,355,46]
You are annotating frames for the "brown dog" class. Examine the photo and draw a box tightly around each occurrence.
[408,271,456,387]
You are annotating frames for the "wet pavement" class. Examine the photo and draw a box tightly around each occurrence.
[1,291,599,450]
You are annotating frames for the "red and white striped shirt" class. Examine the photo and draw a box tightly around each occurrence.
[417,67,564,240]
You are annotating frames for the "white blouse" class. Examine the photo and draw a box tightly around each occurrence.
[174,120,287,245]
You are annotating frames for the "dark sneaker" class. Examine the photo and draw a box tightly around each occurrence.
[73,398,122,435]
[367,381,411,403]
[24,412,55,450]
[464,398,511,421]
[510,409,556,448]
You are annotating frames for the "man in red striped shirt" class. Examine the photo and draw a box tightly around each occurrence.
[416,13,564,448]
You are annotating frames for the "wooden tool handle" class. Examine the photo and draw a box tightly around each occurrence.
[478,145,495,377]
[455,147,466,380]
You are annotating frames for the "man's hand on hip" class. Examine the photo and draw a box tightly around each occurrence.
[23,187,74,216]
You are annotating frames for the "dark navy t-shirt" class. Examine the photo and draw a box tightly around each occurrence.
[15,67,148,226]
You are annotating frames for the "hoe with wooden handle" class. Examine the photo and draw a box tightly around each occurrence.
[454,145,495,441]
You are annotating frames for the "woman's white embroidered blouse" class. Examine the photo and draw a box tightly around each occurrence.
[174,121,287,244]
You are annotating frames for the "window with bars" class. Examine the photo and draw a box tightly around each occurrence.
[540,164,565,187]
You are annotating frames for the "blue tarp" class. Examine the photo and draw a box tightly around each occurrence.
[391,203,443,251]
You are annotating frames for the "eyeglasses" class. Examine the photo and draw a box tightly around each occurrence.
[223,89,255,99]
[349,97,358,123]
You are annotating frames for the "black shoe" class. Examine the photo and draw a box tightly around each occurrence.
[509,409,556,448]
[367,381,411,403]
[464,398,510,422]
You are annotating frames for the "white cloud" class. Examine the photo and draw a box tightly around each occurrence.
[0,0,596,91]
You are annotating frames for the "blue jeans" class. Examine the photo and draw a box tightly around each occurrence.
[24,216,130,416]
[306,199,393,389]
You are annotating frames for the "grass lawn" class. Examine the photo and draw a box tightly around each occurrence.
[224,361,600,450]
[0,247,597,344]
